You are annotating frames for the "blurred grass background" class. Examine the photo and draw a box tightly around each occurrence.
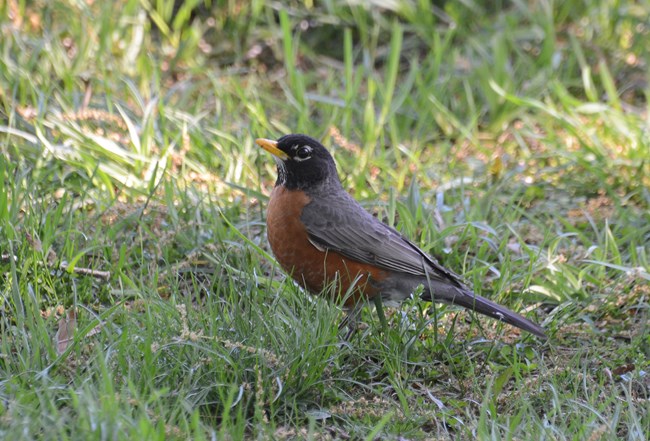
[1,0,648,439]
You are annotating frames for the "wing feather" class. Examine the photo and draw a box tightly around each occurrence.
[301,192,463,285]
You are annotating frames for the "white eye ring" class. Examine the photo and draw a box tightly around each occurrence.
[294,145,312,162]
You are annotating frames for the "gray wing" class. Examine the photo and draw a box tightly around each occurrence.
[301,191,464,285]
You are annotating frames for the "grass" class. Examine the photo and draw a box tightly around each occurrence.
[1,0,649,439]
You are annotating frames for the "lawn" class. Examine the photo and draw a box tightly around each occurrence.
[0,0,648,439]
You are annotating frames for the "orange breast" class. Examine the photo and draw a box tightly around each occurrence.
[266,186,387,305]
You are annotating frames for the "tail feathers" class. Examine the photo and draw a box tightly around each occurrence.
[424,285,547,339]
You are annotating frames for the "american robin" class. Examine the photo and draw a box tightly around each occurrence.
[256,134,546,339]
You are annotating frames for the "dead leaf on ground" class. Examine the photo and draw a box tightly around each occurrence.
[55,309,76,355]
[25,231,42,252]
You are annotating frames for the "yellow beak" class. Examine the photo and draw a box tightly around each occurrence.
[256,138,289,160]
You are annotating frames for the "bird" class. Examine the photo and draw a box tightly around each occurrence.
[256,134,546,339]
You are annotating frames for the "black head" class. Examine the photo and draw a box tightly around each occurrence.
[256,134,340,191]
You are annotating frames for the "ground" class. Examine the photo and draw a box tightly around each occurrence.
[0,1,648,439]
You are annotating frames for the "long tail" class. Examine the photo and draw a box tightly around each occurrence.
[424,284,547,339]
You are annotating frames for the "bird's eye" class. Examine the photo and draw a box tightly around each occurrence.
[294,146,312,161]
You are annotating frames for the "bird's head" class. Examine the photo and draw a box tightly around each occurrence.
[256,134,340,191]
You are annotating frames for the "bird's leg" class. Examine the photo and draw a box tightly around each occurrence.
[339,302,366,340]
